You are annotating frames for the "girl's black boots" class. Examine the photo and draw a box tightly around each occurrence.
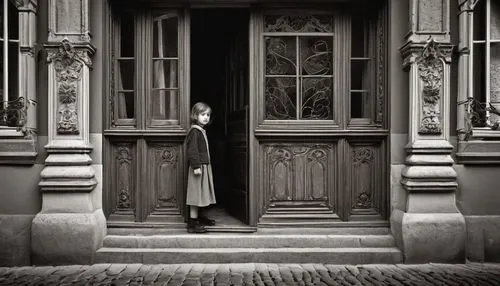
[187,218,207,233]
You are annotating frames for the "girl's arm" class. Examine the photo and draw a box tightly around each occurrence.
[186,130,202,170]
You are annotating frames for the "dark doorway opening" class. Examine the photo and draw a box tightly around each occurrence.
[191,8,251,230]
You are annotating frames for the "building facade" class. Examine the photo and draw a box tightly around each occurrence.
[0,0,499,266]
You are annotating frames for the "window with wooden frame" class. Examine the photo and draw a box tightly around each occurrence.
[259,4,386,129]
[0,0,38,164]
[456,0,500,164]
[349,8,380,126]
[468,0,500,133]
[263,13,334,121]
[109,5,185,129]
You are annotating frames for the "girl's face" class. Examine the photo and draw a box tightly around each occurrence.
[197,110,210,126]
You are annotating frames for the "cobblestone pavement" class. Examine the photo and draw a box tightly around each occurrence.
[0,263,499,286]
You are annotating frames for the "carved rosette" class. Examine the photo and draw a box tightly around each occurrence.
[352,147,374,165]
[47,39,93,135]
[118,188,131,209]
[116,146,132,164]
[417,39,446,135]
[159,148,177,163]
[272,147,293,163]
[354,192,372,209]
[307,149,327,163]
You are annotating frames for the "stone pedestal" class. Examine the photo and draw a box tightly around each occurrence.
[392,0,466,263]
[31,0,105,265]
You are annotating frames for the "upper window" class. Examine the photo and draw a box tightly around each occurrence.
[0,0,37,164]
[111,6,183,129]
[0,1,20,128]
[264,14,334,120]
[469,0,500,130]
[261,5,384,127]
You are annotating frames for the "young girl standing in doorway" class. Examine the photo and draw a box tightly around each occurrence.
[185,102,217,233]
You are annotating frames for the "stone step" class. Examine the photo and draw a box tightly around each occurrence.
[107,226,392,235]
[95,247,403,264]
[102,234,397,249]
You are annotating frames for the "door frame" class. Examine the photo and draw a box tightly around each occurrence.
[102,1,390,228]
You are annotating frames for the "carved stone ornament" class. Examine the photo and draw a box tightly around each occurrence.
[417,39,445,135]
[9,0,37,9]
[47,39,93,135]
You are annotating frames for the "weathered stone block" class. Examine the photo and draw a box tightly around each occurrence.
[31,210,106,265]
[465,215,500,262]
[401,213,466,263]
[0,215,34,266]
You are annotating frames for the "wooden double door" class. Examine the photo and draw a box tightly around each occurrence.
[104,3,389,228]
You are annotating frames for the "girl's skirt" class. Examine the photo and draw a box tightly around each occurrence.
[186,164,216,207]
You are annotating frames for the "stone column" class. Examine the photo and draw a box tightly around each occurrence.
[31,0,106,264]
[391,0,466,263]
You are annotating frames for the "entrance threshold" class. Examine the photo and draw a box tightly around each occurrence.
[202,206,257,233]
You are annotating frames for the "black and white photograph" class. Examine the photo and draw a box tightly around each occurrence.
[0,0,499,284]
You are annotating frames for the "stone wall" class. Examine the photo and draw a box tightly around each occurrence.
[455,166,500,262]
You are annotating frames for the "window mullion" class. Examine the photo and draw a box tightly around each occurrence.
[486,0,491,125]
[296,36,300,120]
[3,0,8,103]
[469,5,474,101]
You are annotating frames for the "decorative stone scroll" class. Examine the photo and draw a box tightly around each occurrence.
[416,39,448,135]
[47,39,93,134]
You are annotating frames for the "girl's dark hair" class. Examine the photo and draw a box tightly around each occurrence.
[190,102,212,124]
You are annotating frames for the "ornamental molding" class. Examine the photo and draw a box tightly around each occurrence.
[375,9,385,124]
[416,39,446,135]
[352,147,374,165]
[118,188,131,209]
[10,0,37,12]
[116,145,132,165]
[400,40,453,68]
[353,192,372,209]
[458,0,481,13]
[46,39,94,135]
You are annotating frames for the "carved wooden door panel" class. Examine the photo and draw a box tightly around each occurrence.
[104,6,189,226]
[254,5,389,226]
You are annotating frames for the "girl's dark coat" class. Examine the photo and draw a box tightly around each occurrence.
[186,128,210,169]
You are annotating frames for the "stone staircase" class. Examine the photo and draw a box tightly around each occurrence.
[95,227,403,264]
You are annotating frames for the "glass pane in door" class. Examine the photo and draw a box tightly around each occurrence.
[150,13,179,123]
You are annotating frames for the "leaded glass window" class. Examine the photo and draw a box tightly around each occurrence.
[264,14,334,120]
